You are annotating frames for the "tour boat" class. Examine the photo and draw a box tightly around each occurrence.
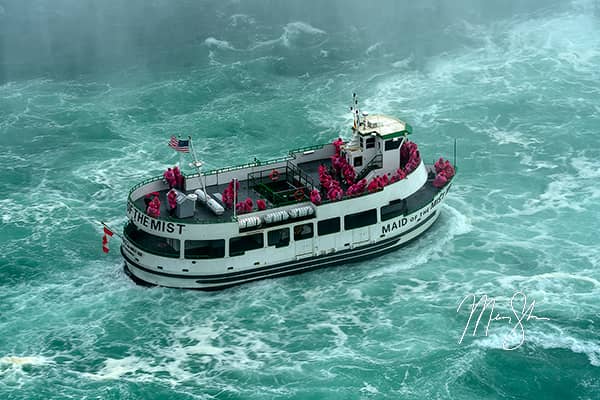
[121,96,456,290]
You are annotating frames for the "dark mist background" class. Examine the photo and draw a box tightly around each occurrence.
[0,0,566,84]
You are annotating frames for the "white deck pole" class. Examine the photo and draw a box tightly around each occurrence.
[233,178,237,219]
[189,136,206,193]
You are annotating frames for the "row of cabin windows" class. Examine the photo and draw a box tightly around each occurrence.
[359,136,401,151]
[186,211,381,258]
[352,138,401,172]
[124,222,181,258]
[224,204,405,257]
[229,223,314,257]
[230,234,263,256]
[359,138,402,152]
[128,202,408,259]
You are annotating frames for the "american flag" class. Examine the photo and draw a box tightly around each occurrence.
[169,136,190,153]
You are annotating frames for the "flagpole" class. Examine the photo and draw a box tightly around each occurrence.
[188,136,207,194]
[179,134,183,170]
[99,221,122,239]
[98,220,121,254]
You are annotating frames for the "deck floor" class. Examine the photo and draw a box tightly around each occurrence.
[406,179,441,213]
[296,158,331,187]
[134,179,266,223]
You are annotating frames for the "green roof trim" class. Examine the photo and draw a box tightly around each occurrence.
[381,129,411,139]
[357,121,413,139]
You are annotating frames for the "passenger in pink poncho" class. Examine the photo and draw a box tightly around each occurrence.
[147,196,161,218]
[257,199,267,210]
[163,168,176,188]
[173,166,184,190]
[167,189,178,215]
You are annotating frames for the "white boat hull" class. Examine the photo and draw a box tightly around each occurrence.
[122,182,449,290]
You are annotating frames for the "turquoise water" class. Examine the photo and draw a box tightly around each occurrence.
[1,1,599,398]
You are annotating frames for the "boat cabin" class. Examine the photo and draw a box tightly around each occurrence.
[343,114,413,180]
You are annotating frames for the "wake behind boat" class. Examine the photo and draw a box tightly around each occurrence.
[120,95,456,289]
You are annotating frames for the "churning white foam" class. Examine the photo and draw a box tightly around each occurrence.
[204,37,236,50]
[281,21,326,48]
[366,204,472,279]
[524,155,600,213]
[83,355,151,381]
[0,356,50,367]
[533,331,600,367]
[283,21,326,37]
[229,13,255,27]
[0,355,53,383]
[365,42,382,55]
[475,330,600,367]
[391,55,414,69]
[252,21,327,50]
[360,382,380,395]
[85,322,281,383]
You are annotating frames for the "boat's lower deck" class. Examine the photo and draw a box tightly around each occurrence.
[123,207,442,290]
[122,176,452,289]
[126,172,443,259]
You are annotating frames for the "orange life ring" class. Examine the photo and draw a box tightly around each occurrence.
[294,189,304,201]
[269,169,280,181]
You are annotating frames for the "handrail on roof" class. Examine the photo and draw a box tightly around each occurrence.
[130,144,331,195]
[288,142,329,155]
[187,155,291,179]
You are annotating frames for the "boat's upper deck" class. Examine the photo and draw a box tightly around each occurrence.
[131,151,334,224]
[128,145,326,223]
[355,114,412,139]
[129,137,452,224]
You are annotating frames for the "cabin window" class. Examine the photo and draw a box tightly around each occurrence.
[353,156,363,167]
[380,200,406,221]
[359,137,364,148]
[294,223,314,241]
[229,233,264,256]
[344,209,377,230]
[406,193,433,215]
[385,139,401,151]
[365,137,376,149]
[184,240,225,259]
[124,222,180,258]
[268,228,290,248]
[318,217,340,236]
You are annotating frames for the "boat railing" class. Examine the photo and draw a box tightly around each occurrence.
[247,160,318,206]
[127,177,235,225]
[286,160,317,191]
[185,155,291,180]
[355,153,383,181]
[129,145,329,197]
[128,174,164,197]
[127,196,234,225]
[288,143,329,155]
